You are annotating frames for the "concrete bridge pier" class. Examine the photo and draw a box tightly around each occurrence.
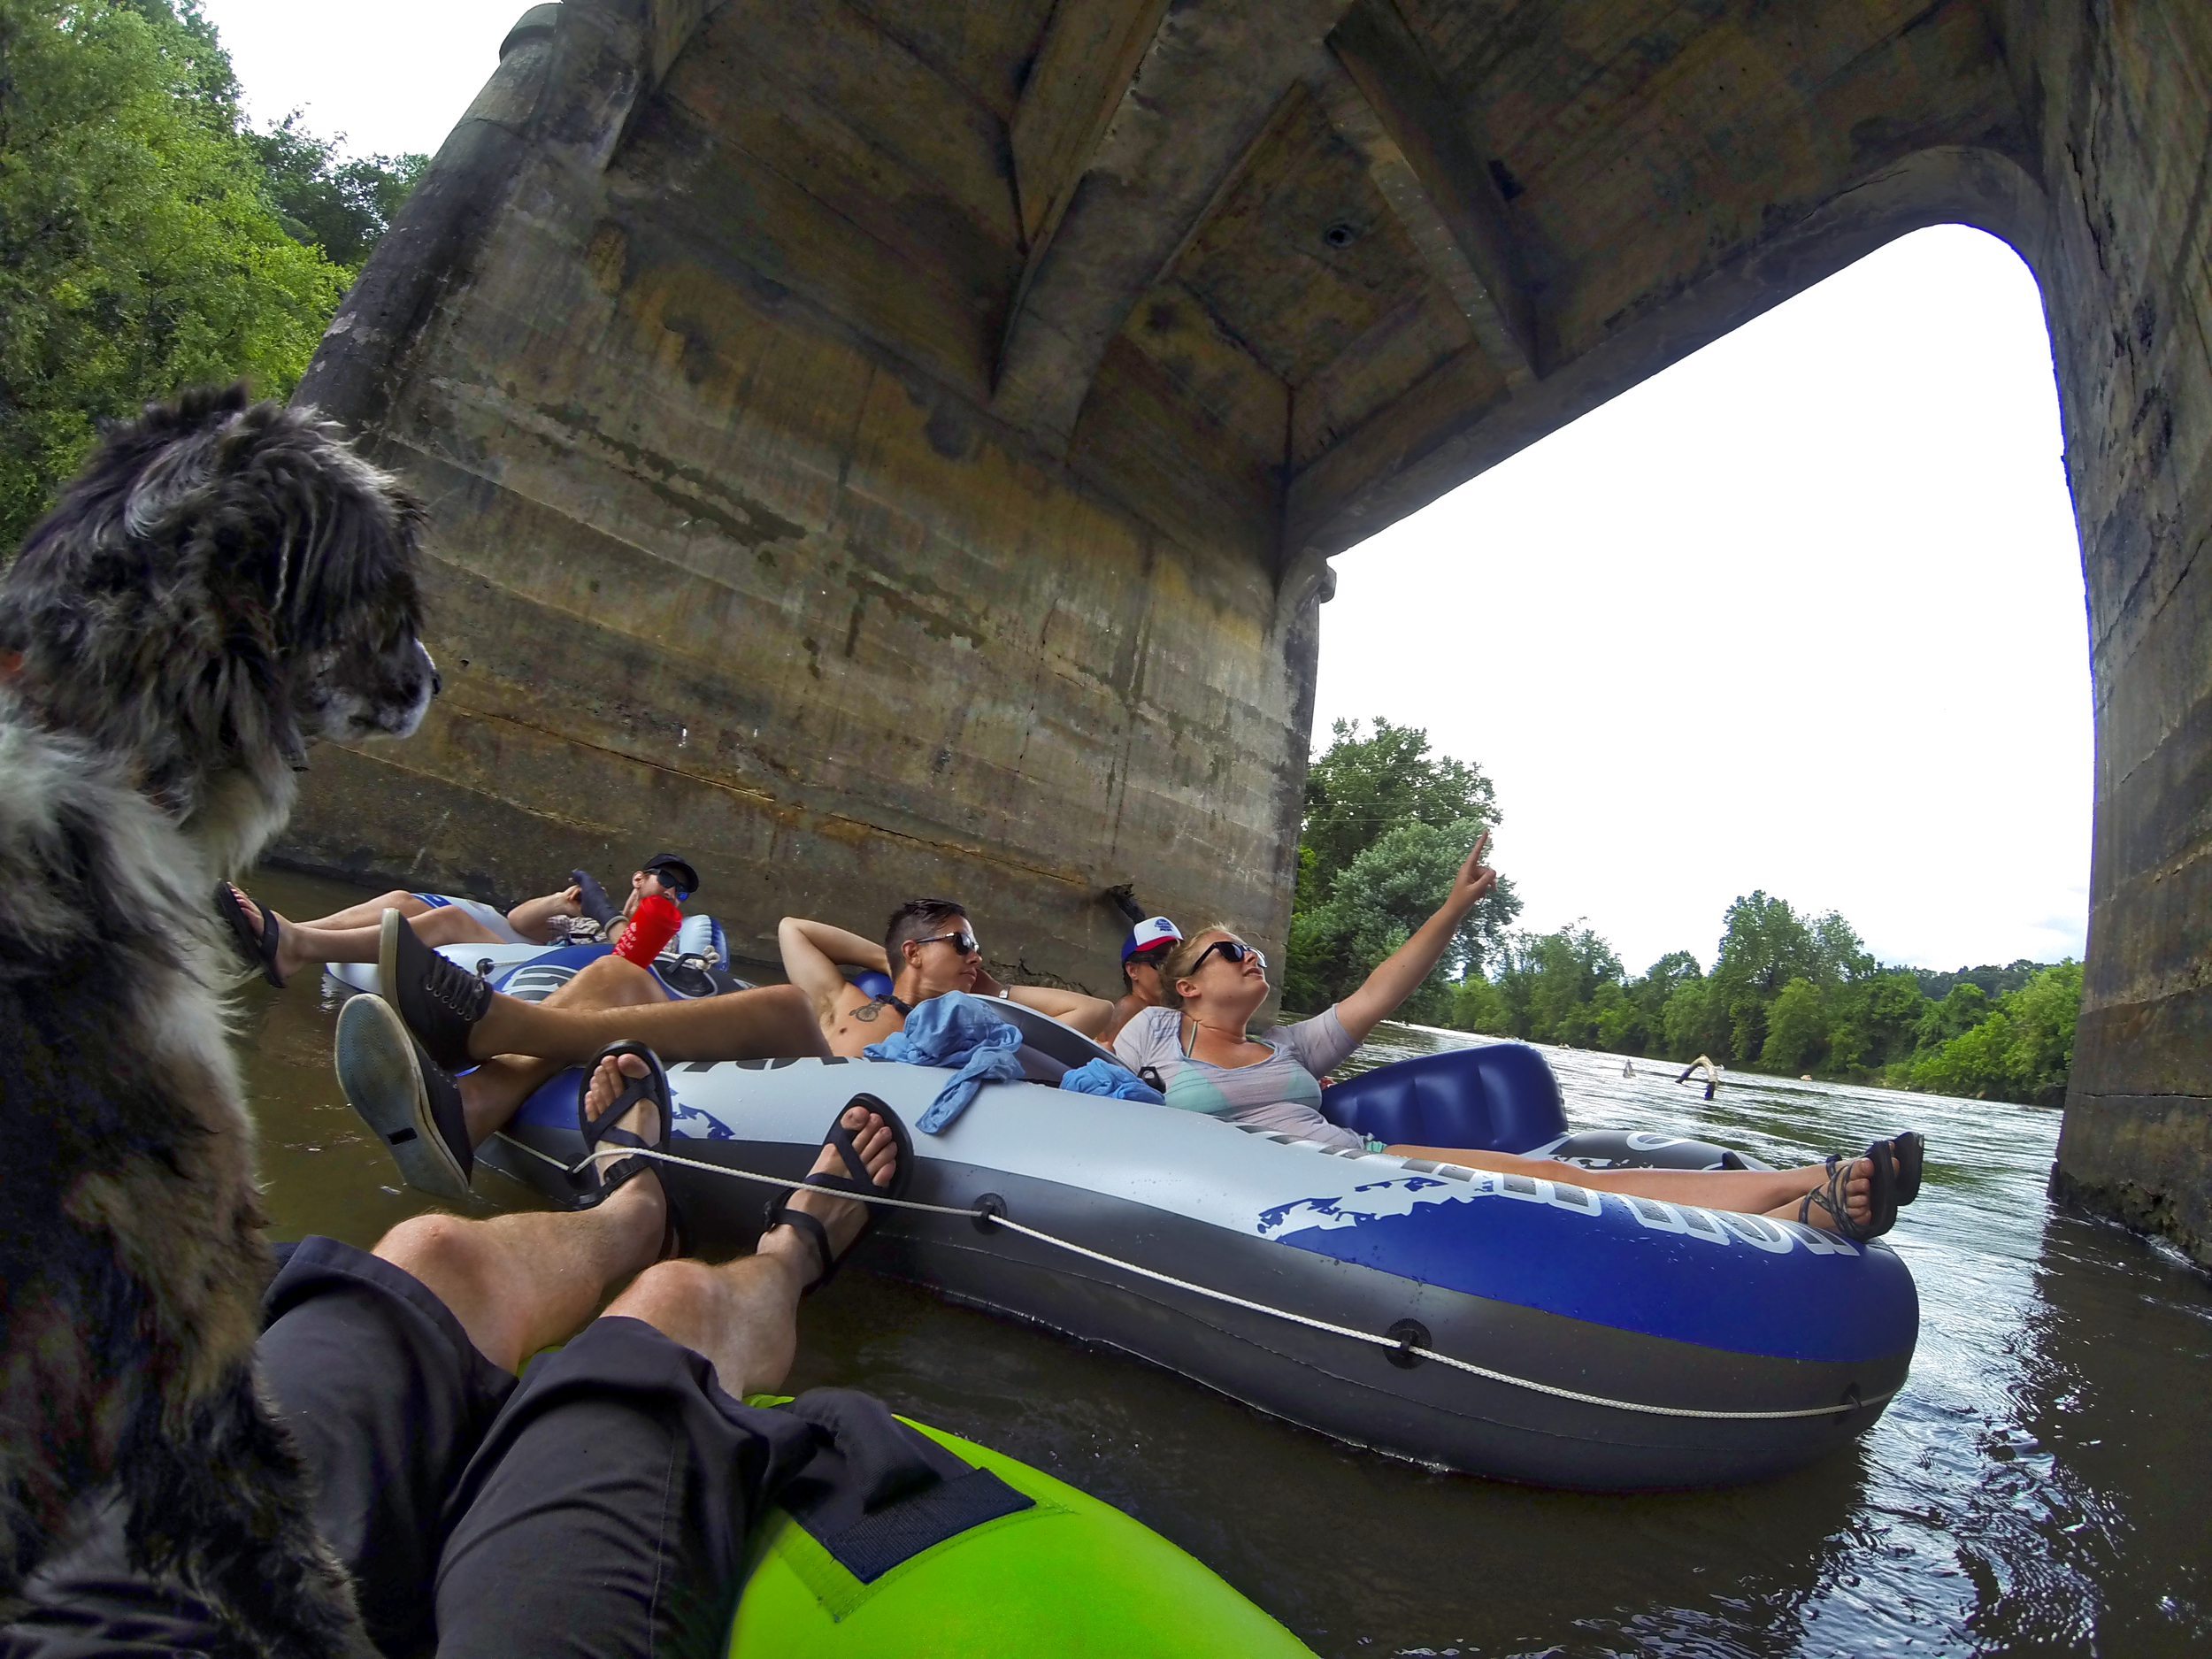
[285,2,1322,981]
[282,1,2210,1262]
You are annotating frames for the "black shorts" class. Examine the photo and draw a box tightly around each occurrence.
[2,1237,823,1659]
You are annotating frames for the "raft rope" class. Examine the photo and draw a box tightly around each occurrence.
[498,1134,1896,1424]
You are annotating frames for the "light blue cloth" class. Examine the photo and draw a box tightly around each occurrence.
[863,992,1025,1133]
[1059,1057,1166,1104]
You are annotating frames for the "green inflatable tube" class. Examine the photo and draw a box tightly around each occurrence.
[729,1406,1315,1657]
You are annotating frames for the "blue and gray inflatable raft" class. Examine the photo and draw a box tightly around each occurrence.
[357,942,1918,1491]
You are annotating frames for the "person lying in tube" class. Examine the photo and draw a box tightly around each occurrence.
[216,855,701,989]
[1110,833,1924,1243]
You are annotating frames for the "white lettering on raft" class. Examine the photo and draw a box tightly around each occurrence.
[1254,1171,1858,1257]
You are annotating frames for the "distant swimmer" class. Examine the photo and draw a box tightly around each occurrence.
[1676,1055,1722,1101]
[1622,1059,1636,1078]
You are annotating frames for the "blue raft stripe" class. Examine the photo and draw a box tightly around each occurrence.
[1270,1179,1919,1364]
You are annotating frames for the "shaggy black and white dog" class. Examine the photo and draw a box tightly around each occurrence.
[0,387,434,1656]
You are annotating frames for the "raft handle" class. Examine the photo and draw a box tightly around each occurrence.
[1385,1319,1430,1370]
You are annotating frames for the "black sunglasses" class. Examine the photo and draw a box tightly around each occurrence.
[916,930,980,957]
[1190,939,1265,973]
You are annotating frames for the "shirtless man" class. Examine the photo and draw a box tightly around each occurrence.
[336,895,1111,1202]
[783,898,1113,1055]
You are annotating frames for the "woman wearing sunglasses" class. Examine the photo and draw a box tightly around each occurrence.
[1112,834,1921,1240]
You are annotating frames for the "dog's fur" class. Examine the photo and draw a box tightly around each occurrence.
[0,387,434,1655]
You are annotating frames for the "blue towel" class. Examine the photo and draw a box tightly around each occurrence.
[1059,1057,1165,1104]
[863,993,1025,1133]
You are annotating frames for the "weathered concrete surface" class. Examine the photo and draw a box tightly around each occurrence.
[284,1,2207,1255]
[2013,1,2212,1267]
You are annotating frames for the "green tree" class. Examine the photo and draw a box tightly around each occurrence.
[1661,974,1715,1057]
[246,111,423,266]
[1299,718,1501,894]
[1824,969,1925,1072]
[1483,923,1623,1044]
[1906,960,2080,1106]
[1915,982,1991,1049]
[1287,816,1506,1021]
[1448,972,1506,1034]
[1760,976,1827,1072]
[0,0,350,547]
[1286,718,1520,1012]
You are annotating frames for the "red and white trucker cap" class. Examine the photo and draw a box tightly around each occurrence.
[1122,916,1184,962]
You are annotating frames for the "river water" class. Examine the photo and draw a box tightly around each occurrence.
[240,868,2209,1658]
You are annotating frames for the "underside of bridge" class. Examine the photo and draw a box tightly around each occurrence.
[286,0,2211,1260]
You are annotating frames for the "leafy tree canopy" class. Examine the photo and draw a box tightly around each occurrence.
[246,111,424,266]
[1300,718,1501,897]
[0,1,419,549]
[1286,718,1518,1017]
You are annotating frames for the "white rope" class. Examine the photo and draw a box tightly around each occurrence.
[513,1137,1893,1424]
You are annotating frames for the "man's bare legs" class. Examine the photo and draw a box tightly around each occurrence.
[383,1049,897,1391]
[457,966,828,1091]
[225,885,507,983]
[1382,1144,1884,1231]
[455,956,685,1145]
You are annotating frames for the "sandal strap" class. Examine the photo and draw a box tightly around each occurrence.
[766,1202,837,1294]
[1800,1153,1875,1242]
[822,1116,875,1186]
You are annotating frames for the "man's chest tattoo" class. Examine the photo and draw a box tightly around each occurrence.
[851,1000,883,1022]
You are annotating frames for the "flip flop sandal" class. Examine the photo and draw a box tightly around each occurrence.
[763,1094,915,1295]
[1797,1141,1899,1242]
[214,883,286,988]
[1888,1132,1926,1206]
[575,1041,687,1261]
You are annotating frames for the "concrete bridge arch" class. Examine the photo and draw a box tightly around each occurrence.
[286,0,2212,1260]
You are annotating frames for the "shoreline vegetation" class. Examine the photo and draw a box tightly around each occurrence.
[1,0,422,549]
[1286,718,2078,1107]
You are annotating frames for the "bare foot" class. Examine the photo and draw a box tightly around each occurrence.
[580,1051,668,1244]
[762,1103,898,1279]
[227,884,310,984]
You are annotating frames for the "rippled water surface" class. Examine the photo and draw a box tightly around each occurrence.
[242,869,2210,1657]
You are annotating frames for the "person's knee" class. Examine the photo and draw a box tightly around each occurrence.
[548,954,664,1010]
[374,1211,492,1292]
[608,1258,721,1334]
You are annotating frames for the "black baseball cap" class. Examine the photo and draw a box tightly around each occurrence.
[641,853,700,898]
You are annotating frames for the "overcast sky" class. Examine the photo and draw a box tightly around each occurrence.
[200,4,2094,975]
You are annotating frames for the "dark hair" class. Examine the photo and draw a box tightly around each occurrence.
[884,897,968,964]
[1121,943,1171,993]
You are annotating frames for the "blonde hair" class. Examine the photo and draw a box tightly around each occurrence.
[1155,923,1244,1010]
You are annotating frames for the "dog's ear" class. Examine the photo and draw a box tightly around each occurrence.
[189,401,427,657]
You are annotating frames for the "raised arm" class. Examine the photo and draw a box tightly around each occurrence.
[1333,833,1498,1043]
[777,916,891,1019]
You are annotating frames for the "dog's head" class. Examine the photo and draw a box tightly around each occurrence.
[0,386,435,865]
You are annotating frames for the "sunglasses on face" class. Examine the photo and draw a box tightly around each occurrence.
[917,930,980,957]
[1190,939,1265,973]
